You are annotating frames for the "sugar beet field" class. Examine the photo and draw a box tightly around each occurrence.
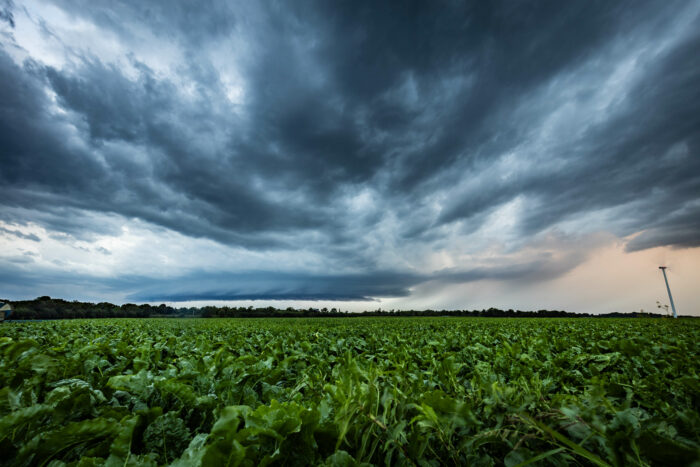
[1,318,699,466]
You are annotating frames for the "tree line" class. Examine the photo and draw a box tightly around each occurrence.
[0,296,681,320]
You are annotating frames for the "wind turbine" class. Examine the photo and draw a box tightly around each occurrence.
[658,267,678,318]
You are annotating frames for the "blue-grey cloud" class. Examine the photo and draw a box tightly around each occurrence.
[0,243,585,303]
[0,0,698,302]
[0,226,40,242]
[0,1,13,28]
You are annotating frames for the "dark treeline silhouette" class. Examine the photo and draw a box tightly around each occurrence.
[5,296,177,320]
[1,296,685,320]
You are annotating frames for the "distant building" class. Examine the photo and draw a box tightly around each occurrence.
[0,302,12,321]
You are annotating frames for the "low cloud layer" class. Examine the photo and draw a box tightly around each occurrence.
[1,1,699,309]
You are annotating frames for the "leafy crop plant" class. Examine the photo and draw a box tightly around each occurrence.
[1,318,698,465]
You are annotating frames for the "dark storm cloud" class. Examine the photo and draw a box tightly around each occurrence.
[0,49,317,247]
[128,243,587,302]
[128,252,585,303]
[1,0,699,301]
[0,1,13,29]
[0,236,585,302]
[51,0,237,46]
[0,226,40,241]
[128,270,416,302]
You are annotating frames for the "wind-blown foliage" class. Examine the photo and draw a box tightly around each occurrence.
[0,318,698,466]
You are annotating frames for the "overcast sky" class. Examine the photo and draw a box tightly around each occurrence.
[1,1,699,314]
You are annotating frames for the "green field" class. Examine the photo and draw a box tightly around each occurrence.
[1,318,699,466]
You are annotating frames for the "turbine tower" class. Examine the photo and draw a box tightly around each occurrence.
[659,267,678,319]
